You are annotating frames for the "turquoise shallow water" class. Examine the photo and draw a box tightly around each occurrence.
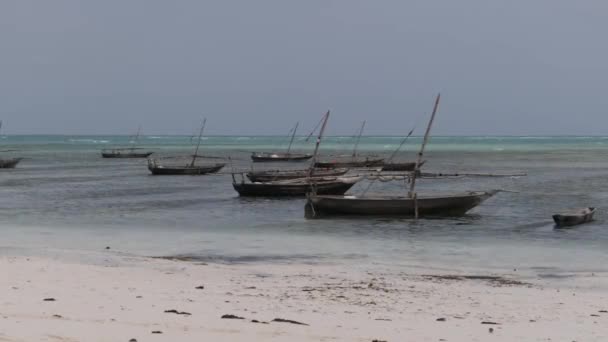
[0,135,607,277]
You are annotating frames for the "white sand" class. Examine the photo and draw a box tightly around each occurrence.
[1,254,607,342]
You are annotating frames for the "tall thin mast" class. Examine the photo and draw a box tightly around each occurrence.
[190,118,207,167]
[308,111,331,178]
[409,94,441,197]
[132,125,142,148]
[286,122,299,155]
[352,120,366,157]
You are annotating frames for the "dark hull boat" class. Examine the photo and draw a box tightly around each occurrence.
[381,161,422,171]
[251,152,312,162]
[148,161,225,175]
[553,207,595,228]
[102,149,153,158]
[246,168,348,182]
[306,191,498,218]
[0,158,22,169]
[314,157,384,169]
[233,176,361,197]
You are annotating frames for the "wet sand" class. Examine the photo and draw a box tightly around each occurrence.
[1,254,607,341]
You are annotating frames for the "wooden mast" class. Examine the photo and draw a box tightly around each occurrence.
[286,122,299,155]
[352,120,366,157]
[190,118,207,167]
[409,94,441,197]
[308,111,331,179]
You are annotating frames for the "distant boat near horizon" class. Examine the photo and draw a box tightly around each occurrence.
[250,122,313,162]
[101,126,153,158]
[147,119,226,175]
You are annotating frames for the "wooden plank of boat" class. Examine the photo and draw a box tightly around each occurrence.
[0,157,22,169]
[246,168,348,182]
[148,162,225,175]
[233,176,361,197]
[553,207,595,228]
[314,157,384,169]
[306,191,498,217]
[381,161,422,171]
[251,152,312,162]
[102,149,154,158]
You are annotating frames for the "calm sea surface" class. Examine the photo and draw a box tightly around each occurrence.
[1,135,607,277]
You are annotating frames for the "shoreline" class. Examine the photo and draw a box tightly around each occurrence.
[2,254,607,341]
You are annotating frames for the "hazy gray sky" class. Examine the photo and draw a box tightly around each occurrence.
[1,0,607,135]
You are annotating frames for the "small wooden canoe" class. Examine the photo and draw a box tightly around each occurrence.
[102,148,153,158]
[147,161,225,175]
[553,207,596,227]
[233,176,361,197]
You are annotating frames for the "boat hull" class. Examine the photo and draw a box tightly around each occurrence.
[553,208,595,227]
[148,163,225,175]
[251,152,312,162]
[0,158,22,169]
[314,158,384,169]
[246,168,348,182]
[306,191,497,218]
[233,178,359,197]
[381,161,421,171]
[102,152,153,158]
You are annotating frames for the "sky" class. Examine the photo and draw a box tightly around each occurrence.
[1,0,607,136]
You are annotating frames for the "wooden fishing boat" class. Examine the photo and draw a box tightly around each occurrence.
[0,157,22,169]
[381,161,422,171]
[101,126,153,158]
[251,152,312,162]
[147,119,226,175]
[314,157,384,169]
[251,122,313,162]
[553,207,596,228]
[246,168,348,182]
[102,148,153,158]
[306,94,499,219]
[233,176,361,197]
[306,191,498,217]
[148,160,225,175]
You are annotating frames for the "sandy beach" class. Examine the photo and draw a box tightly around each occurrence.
[1,254,607,342]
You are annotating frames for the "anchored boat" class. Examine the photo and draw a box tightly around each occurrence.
[246,168,348,182]
[553,207,596,228]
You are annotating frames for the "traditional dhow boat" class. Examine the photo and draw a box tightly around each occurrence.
[102,148,153,158]
[553,207,595,228]
[251,122,312,162]
[102,126,153,158]
[251,152,312,162]
[0,157,22,169]
[246,168,348,183]
[306,94,499,219]
[314,157,384,169]
[233,175,361,197]
[381,161,422,171]
[148,160,225,175]
[306,191,498,217]
[147,119,225,175]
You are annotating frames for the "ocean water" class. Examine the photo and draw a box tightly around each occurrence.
[1,135,607,278]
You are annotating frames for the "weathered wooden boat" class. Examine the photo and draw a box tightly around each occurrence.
[381,161,422,171]
[233,176,361,197]
[307,94,499,219]
[246,168,348,182]
[553,207,596,228]
[147,119,226,175]
[314,157,384,169]
[148,160,225,175]
[251,122,313,162]
[0,157,22,169]
[251,152,312,162]
[306,191,498,217]
[102,148,153,158]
